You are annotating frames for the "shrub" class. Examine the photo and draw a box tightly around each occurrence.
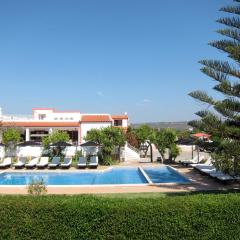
[27,178,47,196]
[1,193,240,239]
[72,150,83,163]
[2,128,22,145]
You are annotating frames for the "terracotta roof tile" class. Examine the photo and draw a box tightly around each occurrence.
[111,115,128,120]
[81,115,112,122]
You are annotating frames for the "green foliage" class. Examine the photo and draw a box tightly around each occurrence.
[154,128,178,160]
[85,127,126,165]
[102,155,113,165]
[189,1,240,175]
[176,129,193,140]
[27,178,47,196]
[125,127,141,148]
[42,130,70,148]
[169,144,181,160]
[2,128,21,145]
[72,150,83,163]
[135,124,155,143]
[1,193,240,239]
[2,128,22,157]
[42,131,70,157]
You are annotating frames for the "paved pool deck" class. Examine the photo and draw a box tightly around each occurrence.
[0,163,239,194]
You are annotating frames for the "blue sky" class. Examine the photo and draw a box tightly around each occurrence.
[0,0,231,122]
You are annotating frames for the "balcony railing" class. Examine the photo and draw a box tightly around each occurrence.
[1,114,33,121]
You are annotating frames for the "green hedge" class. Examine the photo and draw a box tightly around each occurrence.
[1,193,240,239]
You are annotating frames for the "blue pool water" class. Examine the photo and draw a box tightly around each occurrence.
[143,166,190,184]
[0,166,189,185]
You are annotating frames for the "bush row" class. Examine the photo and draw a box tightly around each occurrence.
[0,193,240,239]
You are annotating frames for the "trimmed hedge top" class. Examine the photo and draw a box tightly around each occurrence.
[0,193,240,239]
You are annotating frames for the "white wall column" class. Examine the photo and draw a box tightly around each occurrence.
[48,128,53,134]
[25,128,30,141]
[78,127,81,145]
[0,129,3,143]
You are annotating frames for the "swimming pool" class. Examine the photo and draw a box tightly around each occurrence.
[0,166,190,186]
[143,166,190,184]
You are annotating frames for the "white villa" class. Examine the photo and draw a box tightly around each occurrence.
[0,107,129,145]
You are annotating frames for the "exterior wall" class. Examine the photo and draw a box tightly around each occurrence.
[0,146,4,159]
[17,146,43,157]
[33,109,81,121]
[0,129,3,143]
[0,108,129,145]
[122,119,128,128]
[81,122,112,143]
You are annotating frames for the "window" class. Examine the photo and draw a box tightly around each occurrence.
[38,114,46,120]
[114,120,122,126]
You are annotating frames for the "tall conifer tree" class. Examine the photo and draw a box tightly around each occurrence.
[189,0,240,175]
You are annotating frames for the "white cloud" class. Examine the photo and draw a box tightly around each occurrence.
[136,98,153,106]
[143,98,152,103]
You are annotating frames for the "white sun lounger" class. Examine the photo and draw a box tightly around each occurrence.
[197,166,234,181]
[25,157,39,169]
[209,171,234,179]
[48,157,60,168]
[216,175,234,181]
[13,157,27,169]
[0,157,11,168]
[36,157,49,168]
[77,157,87,168]
[60,157,72,168]
[197,166,216,174]
[180,155,204,165]
[191,157,212,168]
[89,156,98,168]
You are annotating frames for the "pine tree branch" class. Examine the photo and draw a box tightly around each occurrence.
[214,101,236,119]
[189,91,215,105]
[223,98,240,113]
[200,60,240,79]
[201,67,228,82]
[217,28,240,41]
[220,6,240,15]
[195,110,212,118]
[209,40,240,54]
[214,80,233,95]
[188,120,204,130]
[217,17,240,29]
[214,80,240,98]
[233,82,240,96]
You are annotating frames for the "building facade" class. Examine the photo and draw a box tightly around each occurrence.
[0,108,128,145]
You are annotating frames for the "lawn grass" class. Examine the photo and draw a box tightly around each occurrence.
[1,192,240,239]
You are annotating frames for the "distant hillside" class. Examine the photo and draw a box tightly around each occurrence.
[131,122,190,130]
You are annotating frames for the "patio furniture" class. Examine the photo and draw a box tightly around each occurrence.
[209,170,234,180]
[36,157,49,168]
[25,157,39,169]
[89,156,98,168]
[60,157,72,169]
[180,155,204,166]
[13,157,27,169]
[191,157,212,168]
[0,157,11,168]
[48,157,60,169]
[77,157,87,169]
[194,164,234,182]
